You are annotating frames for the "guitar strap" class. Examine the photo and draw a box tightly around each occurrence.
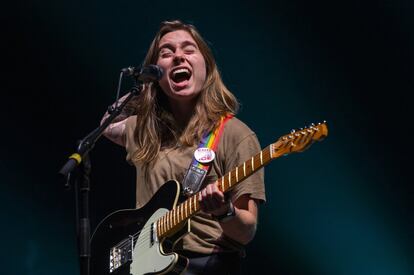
[181,115,233,196]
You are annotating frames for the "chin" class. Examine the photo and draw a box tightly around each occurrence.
[170,90,200,101]
[171,86,195,96]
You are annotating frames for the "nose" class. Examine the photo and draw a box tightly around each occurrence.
[173,50,185,64]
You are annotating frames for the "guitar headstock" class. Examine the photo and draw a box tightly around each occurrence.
[271,121,328,158]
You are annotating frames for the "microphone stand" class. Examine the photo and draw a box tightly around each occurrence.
[59,75,143,275]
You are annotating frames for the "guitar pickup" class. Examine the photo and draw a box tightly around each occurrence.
[109,236,133,273]
[150,222,157,245]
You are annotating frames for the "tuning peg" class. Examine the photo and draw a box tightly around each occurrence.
[288,135,294,139]
[290,129,296,134]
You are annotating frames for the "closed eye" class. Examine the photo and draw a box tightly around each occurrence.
[159,49,174,58]
[183,44,197,54]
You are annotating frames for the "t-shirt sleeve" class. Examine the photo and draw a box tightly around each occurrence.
[220,120,266,204]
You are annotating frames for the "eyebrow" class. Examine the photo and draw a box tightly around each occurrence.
[159,40,198,50]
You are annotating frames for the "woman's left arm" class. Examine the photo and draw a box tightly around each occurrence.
[199,183,259,245]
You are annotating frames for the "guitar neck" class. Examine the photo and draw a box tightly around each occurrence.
[155,121,328,239]
[156,145,274,239]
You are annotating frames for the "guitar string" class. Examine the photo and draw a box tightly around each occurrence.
[114,226,150,250]
[113,174,249,253]
[112,159,267,252]
[113,198,202,251]
[115,211,192,252]
[113,212,186,252]
[111,148,287,262]
[114,225,169,253]
[114,201,202,252]
[110,139,316,270]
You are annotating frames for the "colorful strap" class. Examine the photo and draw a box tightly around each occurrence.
[182,115,233,196]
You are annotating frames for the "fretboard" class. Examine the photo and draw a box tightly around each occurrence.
[156,145,274,239]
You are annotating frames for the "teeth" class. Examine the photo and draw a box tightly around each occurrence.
[172,68,190,76]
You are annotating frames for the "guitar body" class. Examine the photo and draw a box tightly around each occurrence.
[90,180,189,275]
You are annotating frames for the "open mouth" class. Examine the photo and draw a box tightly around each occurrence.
[170,67,192,84]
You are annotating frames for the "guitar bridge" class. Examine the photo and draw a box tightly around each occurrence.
[109,235,133,273]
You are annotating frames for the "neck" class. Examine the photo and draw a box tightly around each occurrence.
[169,98,197,128]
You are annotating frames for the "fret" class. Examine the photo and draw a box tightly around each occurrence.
[166,212,170,231]
[162,215,166,235]
[153,123,327,241]
[160,219,163,235]
[175,206,179,224]
[176,208,179,225]
[175,209,180,224]
[164,214,167,234]
[177,207,180,224]
[270,144,273,158]
[159,216,162,236]
[192,196,195,212]
[157,218,161,236]
[193,196,198,212]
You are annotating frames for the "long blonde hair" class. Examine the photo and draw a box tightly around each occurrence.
[131,20,239,164]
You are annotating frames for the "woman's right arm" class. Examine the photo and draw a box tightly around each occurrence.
[101,117,128,147]
[101,93,136,147]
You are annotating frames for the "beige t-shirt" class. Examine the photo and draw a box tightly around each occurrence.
[124,116,266,255]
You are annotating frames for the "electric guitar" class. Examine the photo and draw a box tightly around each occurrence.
[90,122,328,275]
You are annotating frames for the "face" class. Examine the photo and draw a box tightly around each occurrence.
[156,30,207,103]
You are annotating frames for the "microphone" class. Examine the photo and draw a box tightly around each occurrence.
[121,64,164,82]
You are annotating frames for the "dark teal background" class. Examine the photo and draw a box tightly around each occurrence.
[1,0,413,274]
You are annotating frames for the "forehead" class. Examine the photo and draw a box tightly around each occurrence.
[159,30,197,48]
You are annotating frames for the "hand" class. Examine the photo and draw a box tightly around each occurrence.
[198,182,231,216]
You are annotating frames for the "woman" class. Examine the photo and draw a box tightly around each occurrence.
[103,20,265,274]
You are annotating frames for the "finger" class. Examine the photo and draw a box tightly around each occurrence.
[198,192,206,211]
[200,188,214,211]
[206,184,214,196]
[211,184,225,203]
[200,189,210,211]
